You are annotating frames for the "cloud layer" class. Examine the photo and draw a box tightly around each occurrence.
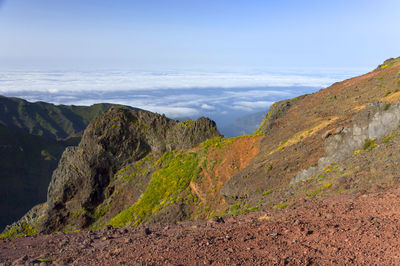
[0,69,351,93]
[0,69,358,129]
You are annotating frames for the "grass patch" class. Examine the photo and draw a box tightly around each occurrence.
[273,202,289,209]
[109,151,201,227]
[262,189,273,196]
[230,201,242,215]
[37,258,55,262]
[384,103,391,111]
[336,188,345,194]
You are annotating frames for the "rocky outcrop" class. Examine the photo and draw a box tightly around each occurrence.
[32,107,220,233]
[292,102,400,183]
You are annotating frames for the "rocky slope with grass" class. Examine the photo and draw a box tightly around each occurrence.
[0,96,128,231]
[222,56,400,208]
[2,57,400,264]
[4,107,221,235]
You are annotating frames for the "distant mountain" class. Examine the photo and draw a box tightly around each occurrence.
[0,96,130,231]
[0,96,133,139]
[220,111,265,137]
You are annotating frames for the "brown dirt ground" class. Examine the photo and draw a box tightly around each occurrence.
[2,187,400,265]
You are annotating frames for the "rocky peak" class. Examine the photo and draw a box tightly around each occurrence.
[38,107,220,233]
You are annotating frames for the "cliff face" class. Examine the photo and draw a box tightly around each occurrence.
[36,108,220,233]
[0,96,129,231]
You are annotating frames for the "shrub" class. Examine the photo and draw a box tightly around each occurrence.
[362,138,377,151]
[230,201,242,215]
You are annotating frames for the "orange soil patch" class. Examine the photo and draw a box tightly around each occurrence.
[189,136,262,215]
[382,91,400,102]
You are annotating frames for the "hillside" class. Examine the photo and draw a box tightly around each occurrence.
[2,57,400,264]
[0,96,132,139]
[0,97,129,231]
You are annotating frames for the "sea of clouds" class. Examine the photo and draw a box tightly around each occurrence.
[0,69,364,135]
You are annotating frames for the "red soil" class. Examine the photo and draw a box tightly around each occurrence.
[2,187,400,265]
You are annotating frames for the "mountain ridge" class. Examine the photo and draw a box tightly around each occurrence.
[0,96,135,231]
[2,57,400,251]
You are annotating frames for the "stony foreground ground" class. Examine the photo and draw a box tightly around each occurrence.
[2,188,400,265]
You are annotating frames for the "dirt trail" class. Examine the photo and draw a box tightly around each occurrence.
[2,187,400,265]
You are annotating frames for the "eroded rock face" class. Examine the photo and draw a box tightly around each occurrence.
[36,107,220,233]
[292,102,400,184]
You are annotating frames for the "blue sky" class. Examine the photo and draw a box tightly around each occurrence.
[1,0,399,70]
[0,0,399,136]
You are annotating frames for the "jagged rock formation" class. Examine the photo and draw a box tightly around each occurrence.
[31,108,220,233]
[0,96,129,231]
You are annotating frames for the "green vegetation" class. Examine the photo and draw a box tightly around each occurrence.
[179,120,195,128]
[0,221,37,239]
[362,138,377,151]
[278,140,287,150]
[201,134,259,150]
[262,189,273,196]
[384,103,391,111]
[307,187,322,197]
[229,201,242,215]
[383,135,396,143]
[109,151,201,227]
[37,258,55,262]
[273,202,289,209]
[240,205,259,214]
[336,188,345,194]
[378,58,400,70]
[0,96,127,139]
[201,136,226,149]
[384,91,391,97]
[115,154,154,181]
